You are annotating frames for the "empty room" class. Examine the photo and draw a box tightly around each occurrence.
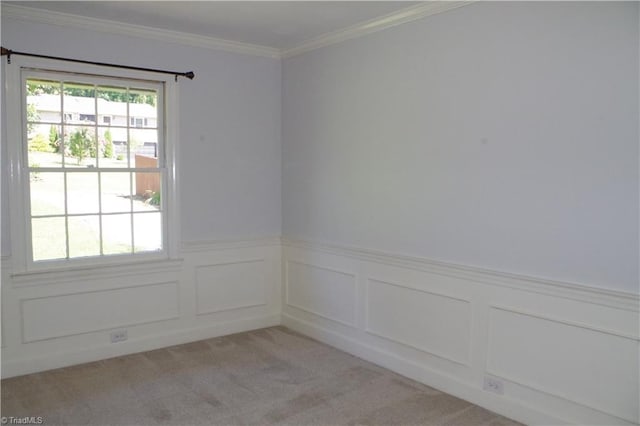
[1,1,638,425]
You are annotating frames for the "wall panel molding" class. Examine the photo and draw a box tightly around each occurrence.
[281,312,566,426]
[195,259,268,316]
[486,306,639,424]
[10,258,184,288]
[285,260,357,327]
[488,305,640,342]
[181,237,282,253]
[283,238,639,311]
[5,314,281,379]
[20,281,181,343]
[282,240,639,426]
[3,237,638,425]
[366,278,472,366]
[2,239,282,378]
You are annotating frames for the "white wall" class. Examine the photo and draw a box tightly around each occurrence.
[282,1,639,294]
[280,3,639,425]
[0,14,283,377]
[1,3,639,425]
[1,15,282,252]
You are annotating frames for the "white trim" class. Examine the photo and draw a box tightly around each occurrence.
[6,55,181,275]
[484,305,639,423]
[1,2,474,59]
[5,53,28,274]
[364,277,472,366]
[283,243,639,425]
[181,236,282,253]
[20,280,181,343]
[2,313,281,379]
[488,304,640,342]
[280,2,474,58]
[284,259,358,328]
[165,75,181,260]
[281,313,569,426]
[1,256,11,271]
[282,238,639,312]
[1,4,281,59]
[10,258,183,287]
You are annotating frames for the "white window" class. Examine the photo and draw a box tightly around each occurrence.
[6,56,179,273]
[79,114,96,122]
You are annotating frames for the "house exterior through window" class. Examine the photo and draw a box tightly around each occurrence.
[6,57,179,273]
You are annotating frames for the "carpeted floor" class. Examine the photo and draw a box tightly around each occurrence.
[1,326,522,425]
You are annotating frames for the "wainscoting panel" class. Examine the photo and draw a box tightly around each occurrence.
[366,278,471,366]
[282,239,640,426]
[1,238,282,378]
[3,238,638,425]
[487,306,639,423]
[21,281,179,343]
[195,259,267,315]
[286,260,357,326]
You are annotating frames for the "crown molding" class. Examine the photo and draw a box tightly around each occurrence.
[2,2,474,60]
[1,4,281,58]
[280,1,474,58]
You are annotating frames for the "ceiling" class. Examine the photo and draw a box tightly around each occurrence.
[7,1,420,50]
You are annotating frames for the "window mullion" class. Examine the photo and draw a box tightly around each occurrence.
[126,87,131,169]
[127,87,135,254]
[130,172,135,254]
[94,86,104,256]
[63,171,70,260]
[19,66,169,270]
[98,172,104,256]
[60,82,65,167]
[94,85,99,169]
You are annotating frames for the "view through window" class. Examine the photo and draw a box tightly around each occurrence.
[25,72,166,262]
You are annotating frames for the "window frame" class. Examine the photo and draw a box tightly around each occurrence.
[6,55,180,274]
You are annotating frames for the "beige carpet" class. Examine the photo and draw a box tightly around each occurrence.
[1,326,521,426]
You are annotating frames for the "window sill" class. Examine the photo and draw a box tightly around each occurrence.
[10,258,184,288]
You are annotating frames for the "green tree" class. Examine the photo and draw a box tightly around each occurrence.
[68,128,94,164]
[49,125,61,153]
[26,103,39,135]
[27,80,156,106]
[103,130,113,158]
[27,82,60,96]
[28,134,50,152]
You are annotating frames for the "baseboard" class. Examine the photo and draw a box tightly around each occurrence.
[2,314,281,378]
[282,313,566,426]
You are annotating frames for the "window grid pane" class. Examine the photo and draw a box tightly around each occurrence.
[32,217,67,261]
[26,74,164,264]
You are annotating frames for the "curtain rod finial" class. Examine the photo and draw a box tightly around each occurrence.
[1,47,12,64]
[185,71,195,80]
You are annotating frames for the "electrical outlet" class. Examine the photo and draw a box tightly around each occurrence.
[483,377,504,394]
[110,329,128,343]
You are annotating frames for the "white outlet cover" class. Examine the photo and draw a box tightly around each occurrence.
[483,377,504,394]
[110,330,128,343]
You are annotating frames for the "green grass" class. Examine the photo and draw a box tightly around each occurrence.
[28,152,162,261]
